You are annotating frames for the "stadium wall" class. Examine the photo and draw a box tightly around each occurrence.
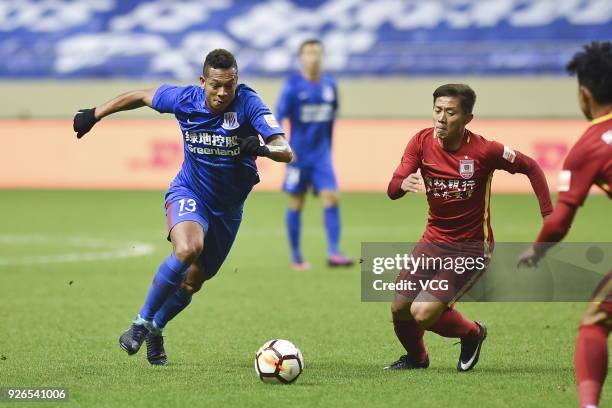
[0,77,580,119]
[0,76,587,193]
[0,117,586,194]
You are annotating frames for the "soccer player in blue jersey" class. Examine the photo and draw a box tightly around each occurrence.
[73,49,293,365]
[277,39,353,271]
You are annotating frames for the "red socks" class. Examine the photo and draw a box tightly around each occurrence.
[392,319,428,362]
[392,307,610,408]
[428,308,479,339]
[393,308,478,362]
[575,324,609,408]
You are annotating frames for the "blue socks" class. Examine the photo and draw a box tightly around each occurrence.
[286,208,302,263]
[139,254,190,321]
[153,288,193,329]
[324,205,341,256]
[287,205,342,261]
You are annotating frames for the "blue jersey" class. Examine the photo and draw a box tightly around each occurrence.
[152,83,283,215]
[276,73,338,167]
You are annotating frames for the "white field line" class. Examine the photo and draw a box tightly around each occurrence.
[0,234,155,266]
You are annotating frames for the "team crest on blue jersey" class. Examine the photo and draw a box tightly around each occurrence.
[459,159,474,179]
[322,86,334,102]
[222,112,239,130]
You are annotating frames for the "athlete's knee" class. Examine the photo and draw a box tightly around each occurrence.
[391,300,412,320]
[181,281,203,295]
[289,202,304,211]
[321,191,339,207]
[410,303,438,327]
[174,240,204,264]
[180,262,208,295]
[288,194,305,211]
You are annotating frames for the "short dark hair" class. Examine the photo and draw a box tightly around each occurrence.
[433,84,476,114]
[299,39,322,55]
[566,41,612,105]
[202,49,237,76]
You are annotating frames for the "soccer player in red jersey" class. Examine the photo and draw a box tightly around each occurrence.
[386,83,553,371]
[518,41,612,408]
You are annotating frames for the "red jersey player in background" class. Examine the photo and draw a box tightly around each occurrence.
[518,41,612,408]
[386,84,553,371]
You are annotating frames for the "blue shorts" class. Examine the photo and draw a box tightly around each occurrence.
[282,163,338,195]
[165,189,242,280]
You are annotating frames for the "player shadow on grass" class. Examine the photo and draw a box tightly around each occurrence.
[476,365,574,376]
[314,361,573,378]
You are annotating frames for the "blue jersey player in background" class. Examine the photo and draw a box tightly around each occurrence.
[73,49,293,365]
[277,39,353,271]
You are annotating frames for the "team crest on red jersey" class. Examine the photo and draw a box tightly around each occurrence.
[459,159,474,179]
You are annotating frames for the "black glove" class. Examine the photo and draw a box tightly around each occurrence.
[73,108,99,139]
[239,136,270,157]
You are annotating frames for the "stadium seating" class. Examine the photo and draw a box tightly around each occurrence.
[0,0,610,78]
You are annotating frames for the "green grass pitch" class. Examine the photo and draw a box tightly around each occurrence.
[0,190,609,407]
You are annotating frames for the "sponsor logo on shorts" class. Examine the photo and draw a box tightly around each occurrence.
[284,166,301,188]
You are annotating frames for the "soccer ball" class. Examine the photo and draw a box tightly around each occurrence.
[254,339,304,384]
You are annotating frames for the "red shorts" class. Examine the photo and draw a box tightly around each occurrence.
[395,242,489,305]
[591,271,612,315]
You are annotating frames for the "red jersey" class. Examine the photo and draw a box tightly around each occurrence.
[388,127,552,244]
[557,113,612,206]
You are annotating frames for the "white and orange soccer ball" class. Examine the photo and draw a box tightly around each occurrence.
[254,339,304,384]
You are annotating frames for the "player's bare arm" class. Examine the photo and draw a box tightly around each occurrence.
[265,134,294,163]
[73,88,157,138]
[95,88,156,119]
[238,134,294,163]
